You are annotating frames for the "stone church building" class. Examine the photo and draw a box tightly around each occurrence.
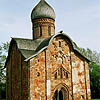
[5,0,91,100]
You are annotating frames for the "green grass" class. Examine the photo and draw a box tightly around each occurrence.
[92,99,100,100]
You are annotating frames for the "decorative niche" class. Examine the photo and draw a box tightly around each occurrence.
[53,67,69,80]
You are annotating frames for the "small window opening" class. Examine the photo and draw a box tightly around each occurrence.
[64,70,66,76]
[53,43,57,48]
[65,72,68,79]
[60,68,63,79]
[37,72,40,77]
[59,41,61,47]
[48,25,51,36]
[55,72,57,79]
[40,25,42,36]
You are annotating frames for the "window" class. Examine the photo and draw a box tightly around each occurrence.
[53,42,57,49]
[40,25,42,36]
[55,72,57,79]
[65,72,68,79]
[60,68,63,79]
[48,25,51,36]
[59,41,61,47]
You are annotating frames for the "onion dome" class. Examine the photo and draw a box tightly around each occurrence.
[31,0,56,20]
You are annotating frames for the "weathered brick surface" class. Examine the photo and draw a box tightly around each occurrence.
[85,62,91,100]
[32,18,55,40]
[29,36,91,100]
[6,43,21,100]
[29,52,46,100]
[46,36,72,100]
[6,35,91,100]
[21,56,28,100]
[6,43,28,100]
[6,57,11,100]
[71,53,87,100]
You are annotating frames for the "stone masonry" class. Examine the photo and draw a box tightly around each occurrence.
[29,36,91,100]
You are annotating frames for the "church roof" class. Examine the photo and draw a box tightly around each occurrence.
[11,37,45,58]
[5,33,90,68]
[24,33,90,62]
[12,38,44,51]
[31,0,56,20]
[4,38,45,67]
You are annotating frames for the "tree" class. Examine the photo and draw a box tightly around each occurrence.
[79,47,100,98]
[0,42,9,99]
[89,62,100,98]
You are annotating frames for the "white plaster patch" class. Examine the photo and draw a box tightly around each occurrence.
[80,77,84,83]
[48,64,52,68]
[72,61,79,67]
[72,68,78,83]
[68,51,70,56]
[71,52,74,54]
[40,96,42,100]
[47,80,51,96]
[72,62,76,67]
[78,88,81,92]
[73,85,77,93]
[80,61,84,73]
[87,88,90,92]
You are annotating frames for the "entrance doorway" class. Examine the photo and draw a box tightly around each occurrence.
[52,87,68,100]
[59,90,63,100]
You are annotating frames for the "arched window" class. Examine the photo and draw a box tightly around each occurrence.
[40,25,42,36]
[60,68,63,79]
[55,72,57,79]
[65,72,68,79]
[48,25,51,36]
[59,41,61,47]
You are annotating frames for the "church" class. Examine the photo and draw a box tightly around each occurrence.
[5,0,91,100]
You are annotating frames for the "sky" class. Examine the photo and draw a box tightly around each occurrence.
[0,0,100,52]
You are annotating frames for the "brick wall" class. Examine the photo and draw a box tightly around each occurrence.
[6,43,21,100]
[32,18,55,40]
[29,35,91,100]
[29,52,46,100]
[6,43,28,100]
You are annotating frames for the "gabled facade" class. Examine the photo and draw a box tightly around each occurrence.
[6,0,91,100]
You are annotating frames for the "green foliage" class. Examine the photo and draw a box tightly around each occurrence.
[0,42,9,99]
[90,62,100,98]
[0,82,6,99]
[79,48,100,64]
[0,42,9,82]
[80,47,100,99]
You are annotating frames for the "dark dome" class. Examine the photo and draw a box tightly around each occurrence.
[31,0,56,20]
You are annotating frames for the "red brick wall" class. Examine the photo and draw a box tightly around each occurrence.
[6,56,11,100]
[29,35,91,100]
[11,44,21,100]
[32,18,55,40]
[7,36,91,100]
[29,52,46,100]
[6,43,21,100]
[21,56,28,100]
[46,36,72,100]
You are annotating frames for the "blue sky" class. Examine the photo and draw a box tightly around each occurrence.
[0,0,100,52]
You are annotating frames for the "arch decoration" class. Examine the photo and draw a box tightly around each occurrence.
[52,84,69,100]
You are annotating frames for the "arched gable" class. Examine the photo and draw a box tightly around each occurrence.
[25,33,89,62]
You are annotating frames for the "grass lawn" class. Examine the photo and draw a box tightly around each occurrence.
[92,99,100,100]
